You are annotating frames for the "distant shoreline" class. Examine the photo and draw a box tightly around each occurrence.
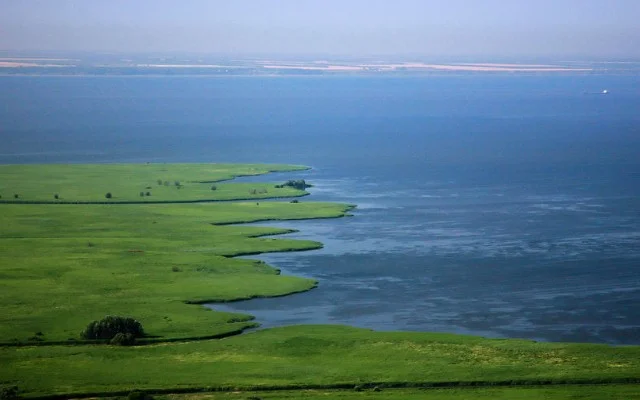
[4,57,639,76]
[0,69,629,78]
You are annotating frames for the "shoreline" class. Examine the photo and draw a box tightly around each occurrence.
[1,70,629,78]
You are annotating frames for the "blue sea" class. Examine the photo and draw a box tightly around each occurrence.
[2,74,639,344]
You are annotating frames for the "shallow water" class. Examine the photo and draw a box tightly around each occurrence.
[210,164,640,344]
[2,74,639,343]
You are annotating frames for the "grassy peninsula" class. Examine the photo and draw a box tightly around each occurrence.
[0,163,353,344]
[0,163,638,399]
[0,163,310,203]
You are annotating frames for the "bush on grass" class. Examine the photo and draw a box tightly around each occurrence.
[81,315,144,340]
[110,332,137,346]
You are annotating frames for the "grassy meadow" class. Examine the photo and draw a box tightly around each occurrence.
[1,163,638,399]
[0,163,309,203]
[0,201,353,343]
[2,326,639,396]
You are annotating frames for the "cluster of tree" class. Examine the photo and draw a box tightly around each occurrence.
[249,188,268,195]
[139,191,152,197]
[275,179,310,190]
[156,179,182,187]
[81,315,144,345]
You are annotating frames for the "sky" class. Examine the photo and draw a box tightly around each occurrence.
[1,0,639,58]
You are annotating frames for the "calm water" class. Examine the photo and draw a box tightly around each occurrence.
[2,74,639,344]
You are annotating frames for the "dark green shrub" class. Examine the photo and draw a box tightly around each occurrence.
[110,332,136,346]
[54,194,59,200]
[105,192,112,199]
[145,191,151,196]
[0,385,19,400]
[290,199,299,203]
[13,194,19,199]
[210,185,217,190]
[139,192,145,197]
[282,179,309,190]
[81,315,144,340]
[156,179,162,185]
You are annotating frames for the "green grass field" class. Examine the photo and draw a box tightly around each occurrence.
[0,163,309,203]
[0,201,353,343]
[1,163,638,399]
[2,326,639,397]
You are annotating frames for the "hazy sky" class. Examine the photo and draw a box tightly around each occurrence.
[1,0,639,58]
